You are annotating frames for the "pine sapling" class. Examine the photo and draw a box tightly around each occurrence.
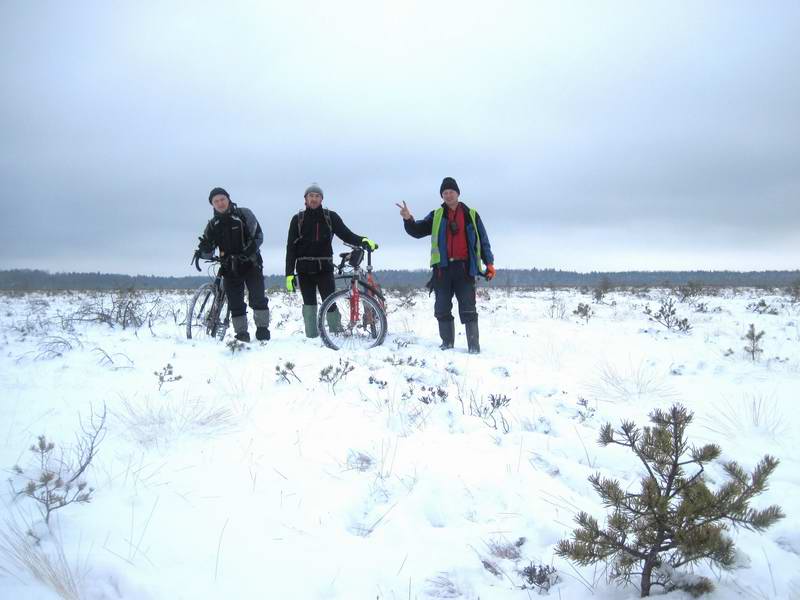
[10,407,106,527]
[154,362,182,391]
[319,358,354,393]
[556,404,784,597]
[574,303,592,323]
[743,324,765,361]
[643,298,692,333]
[275,361,302,384]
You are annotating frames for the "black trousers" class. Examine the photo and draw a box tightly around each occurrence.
[223,263,269,318]
[433,261,477,324]
[298,272,338,312]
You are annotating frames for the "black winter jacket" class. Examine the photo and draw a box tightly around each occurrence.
[285,207,363,275]
[198,203,263,259]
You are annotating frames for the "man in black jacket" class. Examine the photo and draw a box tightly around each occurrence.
[398,177,495,353]
[285,183,377,338]
[196,187,270,342]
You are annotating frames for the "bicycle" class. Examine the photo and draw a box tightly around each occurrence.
[317,243,387,351]
[186,255,231,341]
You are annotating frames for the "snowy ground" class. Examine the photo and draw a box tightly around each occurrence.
[1,286,799,600]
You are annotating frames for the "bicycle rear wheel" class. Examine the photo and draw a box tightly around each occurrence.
[186,283,230,340]
[318,288,387,351]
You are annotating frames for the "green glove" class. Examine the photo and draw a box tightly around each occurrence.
[361,238,378,251]
[286,275,296,292]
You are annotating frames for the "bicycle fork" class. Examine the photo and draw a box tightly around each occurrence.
[350,280,361,325]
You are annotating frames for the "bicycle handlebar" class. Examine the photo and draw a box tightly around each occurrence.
[191,253,222,272]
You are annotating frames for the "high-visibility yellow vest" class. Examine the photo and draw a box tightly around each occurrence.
[430,206,482,268]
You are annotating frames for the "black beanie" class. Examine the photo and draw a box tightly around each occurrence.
[440,177,460,197]
[208,187,230,204]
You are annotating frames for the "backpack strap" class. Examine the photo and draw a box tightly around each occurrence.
[297,208,333,237]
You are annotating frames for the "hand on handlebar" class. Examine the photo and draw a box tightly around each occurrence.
[361,238,378,251]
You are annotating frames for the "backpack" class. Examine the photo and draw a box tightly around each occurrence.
[297,208,332,238]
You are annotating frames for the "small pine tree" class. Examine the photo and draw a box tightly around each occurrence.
[574,303,592,323]
[556,404,784,597]
[743,323,765,361]
[643,298,692,333]
[593,277,612,304]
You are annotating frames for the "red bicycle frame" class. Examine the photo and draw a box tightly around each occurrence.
[349,279,361,325]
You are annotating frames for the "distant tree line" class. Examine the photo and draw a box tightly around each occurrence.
[2,268,798,291]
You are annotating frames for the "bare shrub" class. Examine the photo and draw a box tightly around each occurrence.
[546,289,567,319]
[9,406,106,526]
[10,313,54,337]
[457,389,511,432]
[63,289,164,331]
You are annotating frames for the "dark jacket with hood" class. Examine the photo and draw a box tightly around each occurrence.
[198,203,263,260]
[285,206,363,275]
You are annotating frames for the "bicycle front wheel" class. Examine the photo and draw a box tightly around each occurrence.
[318,288,387,351]
[186,283,229,340]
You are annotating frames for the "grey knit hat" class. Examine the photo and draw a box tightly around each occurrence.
[304,183,324,198]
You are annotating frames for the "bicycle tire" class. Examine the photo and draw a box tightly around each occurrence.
[213,295,231,341]
[318,288,387,351]
[186,283,229,340]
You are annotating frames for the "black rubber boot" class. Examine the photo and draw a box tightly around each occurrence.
[254,309,270,341]
[438,319,455,350]
[232,315,250,342]
[465,321,480,354]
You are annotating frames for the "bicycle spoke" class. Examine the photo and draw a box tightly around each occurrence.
[319,289,386,351]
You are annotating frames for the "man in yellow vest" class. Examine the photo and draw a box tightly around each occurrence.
[397,177,496,353]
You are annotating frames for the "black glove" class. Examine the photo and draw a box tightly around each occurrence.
[191,249,201,271]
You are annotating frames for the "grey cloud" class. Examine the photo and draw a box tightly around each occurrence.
[2,1,799,275]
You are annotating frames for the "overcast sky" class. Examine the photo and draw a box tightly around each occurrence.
[2,1,799,276]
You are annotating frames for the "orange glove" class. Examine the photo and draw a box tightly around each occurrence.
[486,264,496,280]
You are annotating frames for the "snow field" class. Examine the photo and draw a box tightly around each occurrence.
[1,287,799,599]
